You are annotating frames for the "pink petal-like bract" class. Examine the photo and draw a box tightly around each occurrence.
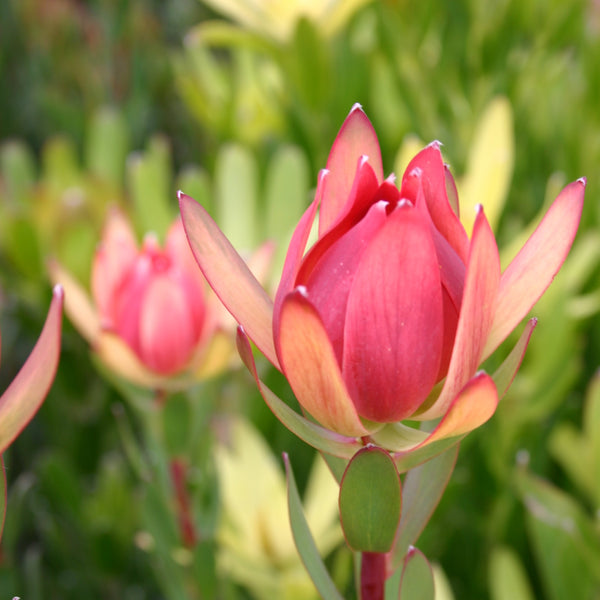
[92,211,211,376]
[0,285,63,454]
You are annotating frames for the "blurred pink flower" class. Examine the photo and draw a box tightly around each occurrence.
[92,210,210,375]
[50,210,232,389]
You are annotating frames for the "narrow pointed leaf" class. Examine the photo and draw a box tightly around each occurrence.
[0,455,6,541]
[398,547,435,600]
[215,144,258,250]
[0,286,63,454]
[179,192,278,367]
[339,446,402,553]
[484,178,585,359]
[459,96,514,235]
[236,328,361,459]
[390,446,458,570]
[284,453,345,600]
[491,318,537,398]
[489,546,535,600]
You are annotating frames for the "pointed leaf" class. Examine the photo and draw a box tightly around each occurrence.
[489,546,535,600]
[484,178,585,359]
[265,145,310,240]
[128,135,173,240]
[398,547,435,600]
[0,455,6,541]
[339,446,402,553]
[179,192,278,367]
[459,96,514,235]
[284,453,345,600]
[0,286,63,454]
[491,318,537,398]
[391,373,498,472]
[517,469,600,600]
[236,328,361,459]
[390,446,458,570]
[215,144,258,250]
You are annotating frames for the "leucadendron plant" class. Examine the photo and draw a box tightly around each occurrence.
[0,285,63,540]
[180,104,584,598]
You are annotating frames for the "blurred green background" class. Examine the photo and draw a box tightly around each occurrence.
[1,0,600,598]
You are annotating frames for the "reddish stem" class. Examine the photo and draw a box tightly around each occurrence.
[360,552,386,600]
[170,457,197,548]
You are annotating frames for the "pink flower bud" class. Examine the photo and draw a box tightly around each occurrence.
[92,211,209,375]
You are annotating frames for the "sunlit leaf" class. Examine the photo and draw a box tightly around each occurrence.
[284,453,345,600]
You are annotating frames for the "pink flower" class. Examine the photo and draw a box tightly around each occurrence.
[179,105,584,465]
[92,210,209,375]
[50,210,228,388]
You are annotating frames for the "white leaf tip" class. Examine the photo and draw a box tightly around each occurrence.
[52,283,64,299]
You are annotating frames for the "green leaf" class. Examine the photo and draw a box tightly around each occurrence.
[42,136,81,192]
[284,453,345,600]
[584,372,600,504]
[264,145,309,240]
[236,327,361,459]
[339,446,401,553]
[128,135,174,240]
[0,140,36,204]
[390,446,458,571]
[86,107,129,186]
[489,545,535,600]
[516,469,600,600]
[398,547,435,600]
[215,143,258,251]
[162,394,192,456]
[176,166,213,217]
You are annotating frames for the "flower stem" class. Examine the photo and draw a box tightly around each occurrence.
[360,551,386,600]
[170,457,197,548]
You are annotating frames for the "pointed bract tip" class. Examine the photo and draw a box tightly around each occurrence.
[427,140,443,149]
[385,173,397,184]
[577,176,587,186]
[397,198,413,209]
[177,190,184,200]
[530,317,538,326]
[295,285,308,298]
[408,167,423,178]
[475,203,484,214]
[359,154,370,167]
[349,102,364,114]
[53,283,64,299]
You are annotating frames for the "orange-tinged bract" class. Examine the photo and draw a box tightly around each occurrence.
[180,104,585,458]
